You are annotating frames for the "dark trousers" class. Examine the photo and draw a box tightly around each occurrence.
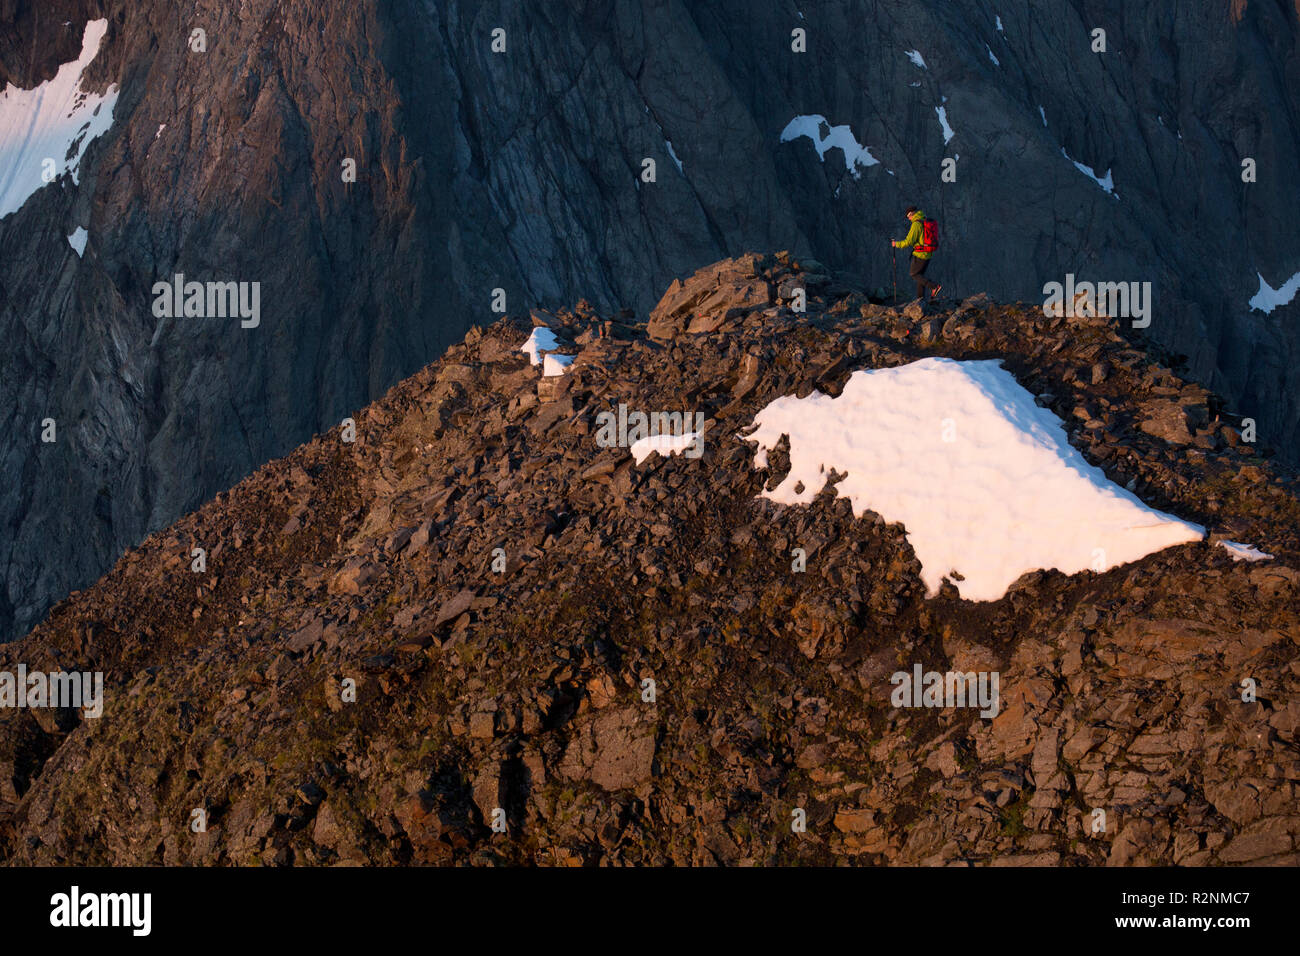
[910,255,937,299]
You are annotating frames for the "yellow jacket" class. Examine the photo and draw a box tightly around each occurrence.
[892,210,933,260]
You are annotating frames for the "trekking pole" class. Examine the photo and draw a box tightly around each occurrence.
[891,246,897,304]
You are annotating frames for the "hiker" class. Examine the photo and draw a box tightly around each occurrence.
[891,207,941,301]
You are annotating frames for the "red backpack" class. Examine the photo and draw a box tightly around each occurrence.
[918,218,939,254]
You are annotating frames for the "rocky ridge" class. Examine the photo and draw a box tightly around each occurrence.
[1,255,1298,866]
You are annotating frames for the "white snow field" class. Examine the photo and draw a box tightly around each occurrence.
[67,226,87,256]
[520,326,561,365]
[631,431,701,465]
[1217,540,1274,562]
[0,19,119,220]
[542,353,574,377]
[1248,269,1300,313]
[935,105,955,144]
[665,139,684,175]
[779,115,879,178]
[1061,147,1117,197]
[742,357,1206,601]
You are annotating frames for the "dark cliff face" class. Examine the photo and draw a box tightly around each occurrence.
[1,0,1298,642]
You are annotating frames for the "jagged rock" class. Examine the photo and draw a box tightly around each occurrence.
[647,256,773,340]
[286,618,324,654]
[1138,400,1196,444]
[329,559,381,596]
[392,791,450,862]
[434,589,476,628]
[1205,781,1263,826]
[472,762,504,824]
[957,293,993,314]
[915,316,945,345]
[1217,817,1293,863]
[558,707,657,791]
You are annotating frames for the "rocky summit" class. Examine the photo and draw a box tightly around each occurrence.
[2,256,1298,867]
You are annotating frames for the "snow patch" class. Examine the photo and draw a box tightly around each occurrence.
[1038,105,1047,127]
[936,106,955,144]
[1062,148,1117,197]
[987,46,1000,65]
[1217,540,1273,563]
[996,15,1005,31]
[780,114,879,178]
[1248,270,1300,313]
[520,327,561,366]
[542,353,575,377]
[665,139,684,175]
[631,432,701,465]
[742,357,1205,602]
[0,19,119,220]
[67,227,87,257]
[905,49,927,69]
